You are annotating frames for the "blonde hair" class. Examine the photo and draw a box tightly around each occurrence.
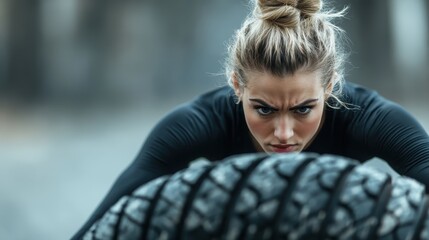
[225,0,349,108]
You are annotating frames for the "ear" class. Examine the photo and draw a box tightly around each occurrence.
[324,72,336,99]
[231,73,243,100]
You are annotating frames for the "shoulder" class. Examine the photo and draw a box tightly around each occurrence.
[144,86,242,161]
[334,82,426,144]
[331,81,401,118]
[182,85,241,123]
[192,85,237,110]
[340,82,382,107]
[164,85,236,114]
[339,82,413,119]
[157,85,240,133]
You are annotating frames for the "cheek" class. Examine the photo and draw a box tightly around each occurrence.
[297,110,323,138]
[243,108,270,138]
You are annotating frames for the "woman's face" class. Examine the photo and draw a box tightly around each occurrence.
[234,69,329,153]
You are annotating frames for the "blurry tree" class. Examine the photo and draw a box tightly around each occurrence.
[333,0,397,99]
[0,0,426,105]
[4,0,42,101]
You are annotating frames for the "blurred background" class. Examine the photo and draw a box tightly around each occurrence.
[0,0,428,239]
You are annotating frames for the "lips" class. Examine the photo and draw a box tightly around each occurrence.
[270,144,298,153]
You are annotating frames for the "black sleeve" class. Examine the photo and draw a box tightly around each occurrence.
[348,97,429,187]
[71,99,230,239]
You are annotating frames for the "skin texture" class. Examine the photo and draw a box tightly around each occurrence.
[233,69,331,153]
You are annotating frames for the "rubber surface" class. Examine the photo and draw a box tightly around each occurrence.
[83,153,429,240]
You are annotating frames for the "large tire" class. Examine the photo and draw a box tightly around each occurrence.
[83,153,429,240]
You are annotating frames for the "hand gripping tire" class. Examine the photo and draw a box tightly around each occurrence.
[83,153,429,240]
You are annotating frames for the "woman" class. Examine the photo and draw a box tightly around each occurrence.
[73,0,429,238]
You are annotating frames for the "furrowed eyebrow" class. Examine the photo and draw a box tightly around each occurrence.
[249,98,319,111]
[249,99,279,111]
[289,99,319,110]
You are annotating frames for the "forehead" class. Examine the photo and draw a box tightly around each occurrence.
[245,70,324,96]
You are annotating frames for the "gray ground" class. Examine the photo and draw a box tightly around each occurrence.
[0,101,427,240]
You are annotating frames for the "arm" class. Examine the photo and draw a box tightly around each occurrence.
[349,99,429,187]
[72,101,227,239]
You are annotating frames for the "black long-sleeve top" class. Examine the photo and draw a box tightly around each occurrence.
[72,82,429,239]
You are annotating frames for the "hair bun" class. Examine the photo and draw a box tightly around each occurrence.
[297,0,322,17]
[256,0,321,28]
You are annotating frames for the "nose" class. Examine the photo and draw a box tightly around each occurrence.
[274,115,294,142]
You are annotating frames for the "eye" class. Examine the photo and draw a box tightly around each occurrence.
[255,106,274,116]
[294,106,313,115]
